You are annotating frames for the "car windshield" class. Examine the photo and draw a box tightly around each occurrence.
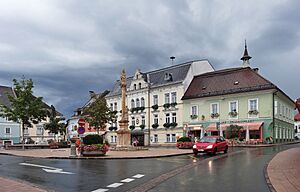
[199,137,216,143]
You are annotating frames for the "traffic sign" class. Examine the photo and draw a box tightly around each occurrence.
[78,118,85,126]
[78,127,85,134]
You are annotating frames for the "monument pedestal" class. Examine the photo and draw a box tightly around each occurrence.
[116,128,131,147]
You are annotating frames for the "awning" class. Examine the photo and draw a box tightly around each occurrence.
[205,122,264,132]
[189,126,203,131]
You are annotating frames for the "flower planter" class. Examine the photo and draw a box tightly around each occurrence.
[176,141,193,149]
[82,150,106,156]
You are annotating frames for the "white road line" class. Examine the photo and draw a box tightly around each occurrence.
[121,178,135,183]
[132,174,144,178]
[20,162,60,170]
[91,189,109,192]
[107,183,123,188]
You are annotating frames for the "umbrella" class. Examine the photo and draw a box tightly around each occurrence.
[220,126,223,137]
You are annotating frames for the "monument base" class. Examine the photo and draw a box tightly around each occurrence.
[116,128,131,146]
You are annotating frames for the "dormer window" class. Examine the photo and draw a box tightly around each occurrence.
[202,86,206,90]
[234,81,239,85]
[164,73,173,81]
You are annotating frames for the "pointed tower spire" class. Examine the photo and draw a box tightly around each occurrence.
[241,40,252,67]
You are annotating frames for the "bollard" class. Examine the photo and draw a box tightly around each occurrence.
[70,143,77,157]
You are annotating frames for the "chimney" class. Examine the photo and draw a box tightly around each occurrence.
[89,91,96,98]
[253,68,259,73]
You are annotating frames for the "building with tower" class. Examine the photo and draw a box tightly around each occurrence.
[182,43,295,143]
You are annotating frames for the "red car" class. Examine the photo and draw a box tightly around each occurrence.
[193,136,228,155]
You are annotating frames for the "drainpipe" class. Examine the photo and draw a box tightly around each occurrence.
[272,91,276,143]
[147,74,151,146]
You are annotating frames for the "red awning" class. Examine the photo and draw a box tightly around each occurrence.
[295,113,300,121]
[205,122,264,132]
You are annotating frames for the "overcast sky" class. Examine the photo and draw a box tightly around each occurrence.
[0,0,299,117]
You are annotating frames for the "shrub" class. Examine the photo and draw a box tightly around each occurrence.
[177,136,192,142]
[170,122,178,127]
[170,102,177,107]
[163,103,170,109]
[152,123,159,129]
[163,123,171,128]
[83,134,103,145]
[140,124,145,129]
[129,125,135,130]
[152,104,158,110]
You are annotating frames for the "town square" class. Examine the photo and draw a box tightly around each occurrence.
[0,1,300,192]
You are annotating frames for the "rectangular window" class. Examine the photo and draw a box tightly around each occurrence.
[286,107,288,118]
[5,127,11,135]
[172,113,177,123]
[274,100,278,115]
[110,103,113,111]
[282,105,285,116]
[141,116,145,125]
[111,136,114,143]
[171,134,176,142]
[191,106,198,115]
[131,117,135,126]
[166,134,170,143]
[24,128,29,136]
[154,134,158,143]
[36,127,43,135]
[165,93,170,104]
[211,103,219,114]
[171,92,177,103]
[114,102,117,111]
[278,103,281,115]
[229,101,237,112]
[153,95,158,105]
[249,99,258,111]
[166,113,170,123]
[154,114,158,124]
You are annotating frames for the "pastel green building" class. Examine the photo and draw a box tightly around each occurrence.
[182,63,294,143]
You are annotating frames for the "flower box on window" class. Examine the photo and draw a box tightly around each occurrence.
[163,103,170,109]
[129,125,135,130]
[139,106,145,112]
[170,122,178,128]
[140,124,145,129]
[248,110,259,115]
[152,123,159,129]
[211,113,220,118]
[229,111,238,117]
[170,102,177,107]
[152,104,158,111]
[163,123,171,128]
[190,114,198,119]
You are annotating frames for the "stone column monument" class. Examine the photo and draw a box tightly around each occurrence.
[116,69,131,147]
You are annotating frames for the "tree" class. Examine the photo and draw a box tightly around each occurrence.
[226,124,243,147]
[83,91,113,134]
[0,78,47,149]
[43,105,65,141]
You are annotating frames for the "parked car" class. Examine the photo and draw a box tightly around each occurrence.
[193,136,228,155]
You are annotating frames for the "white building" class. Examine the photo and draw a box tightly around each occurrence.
[106,60,214,146]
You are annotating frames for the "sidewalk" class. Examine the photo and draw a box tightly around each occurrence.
[0,176,46,192]
[0,147,192,159]
[267,147,300,192]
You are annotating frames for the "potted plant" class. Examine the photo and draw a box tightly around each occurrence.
[248,110,259,115]
[152,104,158,111]
[163,123,171,128]
[49,140,59,149]
[140,124,145,129]
[81,134,109,156]
[201,115,205,120]
[129,125,135,130]
[229,111,238,117]
[170,102,177,108]
[211,113,220,118]
[176,137,193,149]
[139,106,145,112]
[163,103,170,109]
[170,122,178,128]
[190,114,198,119]
[152,123,159,129]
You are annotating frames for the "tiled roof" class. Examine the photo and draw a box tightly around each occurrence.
[107,61,195,97]
[182,67,276,100]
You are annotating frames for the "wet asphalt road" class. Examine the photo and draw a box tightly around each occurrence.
[0,144,299,192]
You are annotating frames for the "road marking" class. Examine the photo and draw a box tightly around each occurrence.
[91,189,109,192]
[107,183,123,188]
[121,178,135,183]
[132,174,144,178]
[20,162,74,175]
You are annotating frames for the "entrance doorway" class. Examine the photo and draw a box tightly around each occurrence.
[131,131,144,146]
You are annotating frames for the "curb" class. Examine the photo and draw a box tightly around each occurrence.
[233,141,300,148]
[264,160,277,192]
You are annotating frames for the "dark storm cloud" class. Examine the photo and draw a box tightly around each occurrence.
[0,0,299,117]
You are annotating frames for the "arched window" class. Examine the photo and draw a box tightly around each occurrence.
[139,83,142,89]
[131,99,135,108]
[136,98,140,108]
[134,84,137,90]
[141,97,145,107]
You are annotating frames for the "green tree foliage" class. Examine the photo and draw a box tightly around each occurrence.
[83,91,114,133]
[0,78,47,149]
[43,105,65,139]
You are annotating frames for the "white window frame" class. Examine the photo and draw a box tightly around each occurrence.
[166,134,170,143]
[171,134,176,143]
[36,126,43,136]
[248,98,259,118]
[274,100,278,115]
[191,105,198,116]
[165,113,170,123]
[210,103,219,117]
[136,98,140,108]
[165,93,170,104]
[131,117,135,126]
[153,95,158,105]
[131,99,135,108]
[172,113,177,123]
[171,92,177,103]
[154,134,158,143]
[5,127,11,135]
[229,100,238,119]
[141,97,145,107]
[114,102,117,111]
[141,116,145,125]
[24,128,29,136]
[153,114,158,124]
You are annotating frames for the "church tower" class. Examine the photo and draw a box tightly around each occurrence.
[241,40,252,67]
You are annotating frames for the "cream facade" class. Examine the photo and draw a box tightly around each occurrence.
[106,60,214,146]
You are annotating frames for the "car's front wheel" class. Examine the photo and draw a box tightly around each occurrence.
[212,147,217,155]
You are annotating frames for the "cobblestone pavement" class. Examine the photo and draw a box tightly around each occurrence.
[267,147,300,192]
[0,176,47,192]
